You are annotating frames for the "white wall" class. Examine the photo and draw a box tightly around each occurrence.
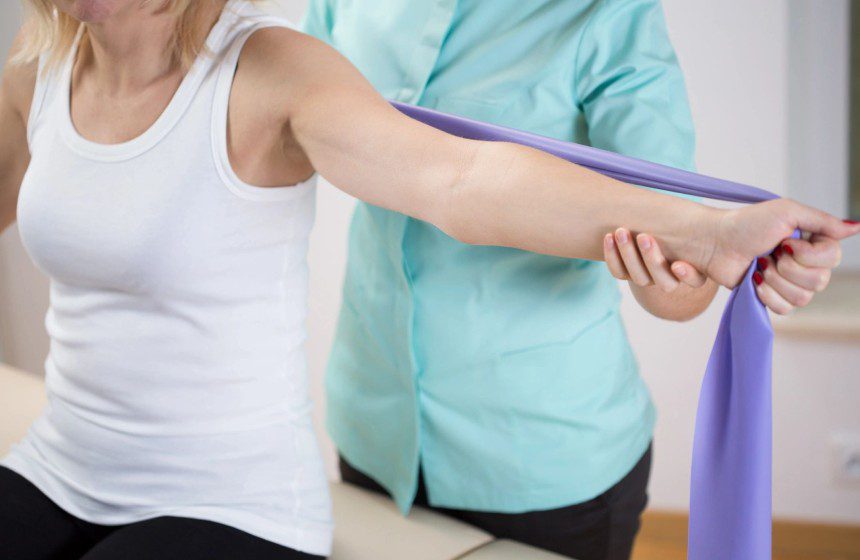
[0,0,857,524]
[786,0,860,267]
[639,0,860,524]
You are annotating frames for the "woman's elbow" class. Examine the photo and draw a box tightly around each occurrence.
[430,142,494,247]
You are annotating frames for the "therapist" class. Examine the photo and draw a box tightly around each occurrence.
[305,2,716,558]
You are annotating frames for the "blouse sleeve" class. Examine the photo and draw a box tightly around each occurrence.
[300,0,336,43]
[574,0,697,178]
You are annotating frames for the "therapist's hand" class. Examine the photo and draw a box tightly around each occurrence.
[752,234,843,315]
[604,228,706,292]
[604,228,717,321]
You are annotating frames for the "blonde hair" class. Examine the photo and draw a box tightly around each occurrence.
[13,0,230,70]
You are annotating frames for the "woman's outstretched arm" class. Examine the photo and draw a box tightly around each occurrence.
[0,34,34,235]
[242,28,860,289]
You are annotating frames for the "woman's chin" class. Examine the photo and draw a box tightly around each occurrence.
[54,0,122,22]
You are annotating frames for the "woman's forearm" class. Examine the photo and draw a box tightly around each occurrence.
[448,140,720,268]
[0,136,29,235]
[0,199,17,234]
[0,150,28,236]
[281,31,721,269]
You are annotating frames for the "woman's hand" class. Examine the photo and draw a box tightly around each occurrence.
[752,234,843,315]
[605,217,855,316]
[701,199,860,289]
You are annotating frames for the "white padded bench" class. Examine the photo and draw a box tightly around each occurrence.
[0,363,565,559]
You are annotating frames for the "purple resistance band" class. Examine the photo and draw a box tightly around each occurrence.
[393,101,779,560]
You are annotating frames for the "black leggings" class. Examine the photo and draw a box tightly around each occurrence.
[340,444,652,560]
[0,466,324,560]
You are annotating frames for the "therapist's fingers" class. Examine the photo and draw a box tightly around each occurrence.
[635,233,680,292]
[753,270,795,315]
[780,235,842,269]
[604,234,629,280]
[614,228,652,287]
[670,261,708,288]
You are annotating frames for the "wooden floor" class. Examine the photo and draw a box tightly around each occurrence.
[633,540,860,560]
[632,512,860,560]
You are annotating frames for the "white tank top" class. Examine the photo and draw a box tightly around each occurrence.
[1,1,332,555]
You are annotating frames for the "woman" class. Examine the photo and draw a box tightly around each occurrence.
[0,1,854,559]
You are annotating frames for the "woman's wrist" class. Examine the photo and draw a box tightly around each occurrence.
[651,201,725,276]
[692,204,727,276]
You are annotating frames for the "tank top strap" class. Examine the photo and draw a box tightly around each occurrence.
[26,40,78,153]
[209,4,316,201]
[39,0,253,162]
[26,55,51,149]
[214,2,301,78]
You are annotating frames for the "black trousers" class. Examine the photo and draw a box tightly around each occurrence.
[0,466,323,560]
[340,444,652,560]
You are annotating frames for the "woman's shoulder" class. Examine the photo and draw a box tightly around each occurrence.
[237,23,330,79]
[229,22,344,122]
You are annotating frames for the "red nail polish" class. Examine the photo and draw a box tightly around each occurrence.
[757,257,768,271]
[782,244,794,256]
[753,271,764,286]
[773,247,783,259]
[845,219,860,225]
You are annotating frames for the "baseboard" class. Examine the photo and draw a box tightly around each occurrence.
[639,510,860,558]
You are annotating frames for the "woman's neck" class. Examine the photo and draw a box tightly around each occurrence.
[78,2,223,95]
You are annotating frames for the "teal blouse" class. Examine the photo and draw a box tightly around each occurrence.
[303,0,696,514]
